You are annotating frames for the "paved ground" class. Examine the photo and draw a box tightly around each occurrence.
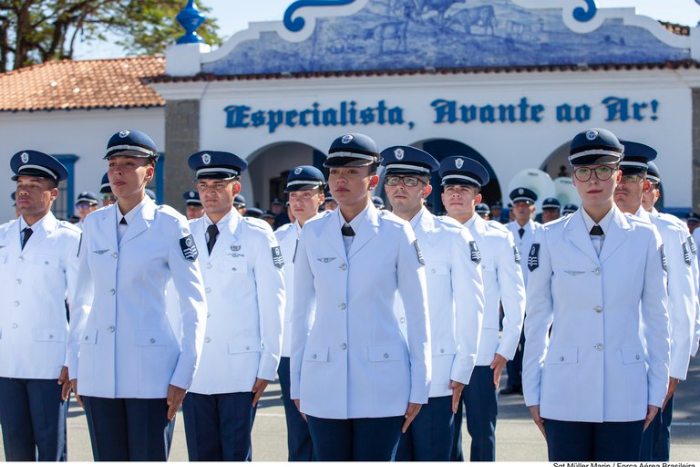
[3,358,700,461]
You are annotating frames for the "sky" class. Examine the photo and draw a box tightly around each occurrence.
[75,0,700,60]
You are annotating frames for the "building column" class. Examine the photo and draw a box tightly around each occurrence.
[164,99,200,212]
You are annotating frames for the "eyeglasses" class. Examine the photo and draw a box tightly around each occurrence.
[619,174,645,185]
[384,176,427,187]
[573,166,616,182]
[101,195,117,201]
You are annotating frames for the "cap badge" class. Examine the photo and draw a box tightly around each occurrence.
[202,153,211,165]
[394,148,405,160]
[189,191,195,197]
[455,158,464,169]
[519,188,524,195]
[294,167,303,175]
[586,130,598,141]
[341,134,354,144]
[20,152,29,164]
[119,130,130,138]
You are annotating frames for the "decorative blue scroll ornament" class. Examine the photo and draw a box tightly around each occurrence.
[176,0,206,44]
[283,0,358,32]
[573,0,598,22]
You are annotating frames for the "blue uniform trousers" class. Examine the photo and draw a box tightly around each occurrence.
[0,377,68,461]
[504,330,525,388]
[640,395,673,461]
[82,396,174,461]
[544,419,645,461]
[396,395,453,461]
[452,366,498,461]
[182,391,257,461]
[277,357,314,461]
[306,415,404,461]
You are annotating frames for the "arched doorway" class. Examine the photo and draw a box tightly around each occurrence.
[377,139,502,215]
[245,142,326,210]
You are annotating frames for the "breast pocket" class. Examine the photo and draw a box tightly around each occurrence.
[425,261,448,277]
[218,258,247,275]
[31,254,60,269]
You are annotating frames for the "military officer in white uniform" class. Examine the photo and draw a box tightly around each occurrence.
[381,146,484,461]
[66,130,208,461]
[274,165,326,461]
[523,128,670,461]
[439,156,526,462]
[183,190,204,220]
[181,151,284,461]
[644,162,700,361]
[291,133,431,461]
[617,149,696,462]
[100,172,117,207]
[75,191,99,229]
[504,187,543,395]
[0,151,80,461]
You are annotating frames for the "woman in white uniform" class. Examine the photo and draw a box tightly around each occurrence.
[523,128,670,461]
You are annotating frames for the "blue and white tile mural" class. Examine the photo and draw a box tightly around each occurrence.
[202,0,690,76]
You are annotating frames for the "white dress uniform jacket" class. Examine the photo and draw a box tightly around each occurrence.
[0,213,80,379]
[636,208,695,380]
[187,211,284,395]
[466,214,526,365]
[523,207,669,423]
[507,219,542,286]
[276,221,301,358]
[67,198,207,399]
[655,210,700,356]
[395,208,484,397]
[691,227,700,356]
[291,204,431,419]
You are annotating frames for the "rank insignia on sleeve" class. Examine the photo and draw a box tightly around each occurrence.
[272,246,285,269]
[527,243,540,272]
[661,245,668,272]
[514,246,521,264]
[413,240,425,266]
[469,241,481,264]
[683,242,691,266]
[180,234,199,262]
[688,236,697,255]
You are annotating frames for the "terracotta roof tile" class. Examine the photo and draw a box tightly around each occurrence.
[0,55,165,112]
[145,59,700,84]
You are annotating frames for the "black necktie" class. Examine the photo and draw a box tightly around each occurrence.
[206,224,219,254]
[21,227,32,250]
[120,217,127,226]
[341,224,355,237]
[590,225,604,236]
[518,228,525,238]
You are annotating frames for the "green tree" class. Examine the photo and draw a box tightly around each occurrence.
[0,0,220,71]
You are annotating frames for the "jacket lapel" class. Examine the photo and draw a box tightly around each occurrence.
[599,208,629,264]
[120,200,155,248]
[323,210,348,262]
[100,205,119,253]
[348,205,379,260]
[565,210,600,266]
[209,212,242,261]
[20,212,55,252]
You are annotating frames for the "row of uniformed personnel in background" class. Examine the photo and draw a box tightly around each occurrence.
[0,126,698,462]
